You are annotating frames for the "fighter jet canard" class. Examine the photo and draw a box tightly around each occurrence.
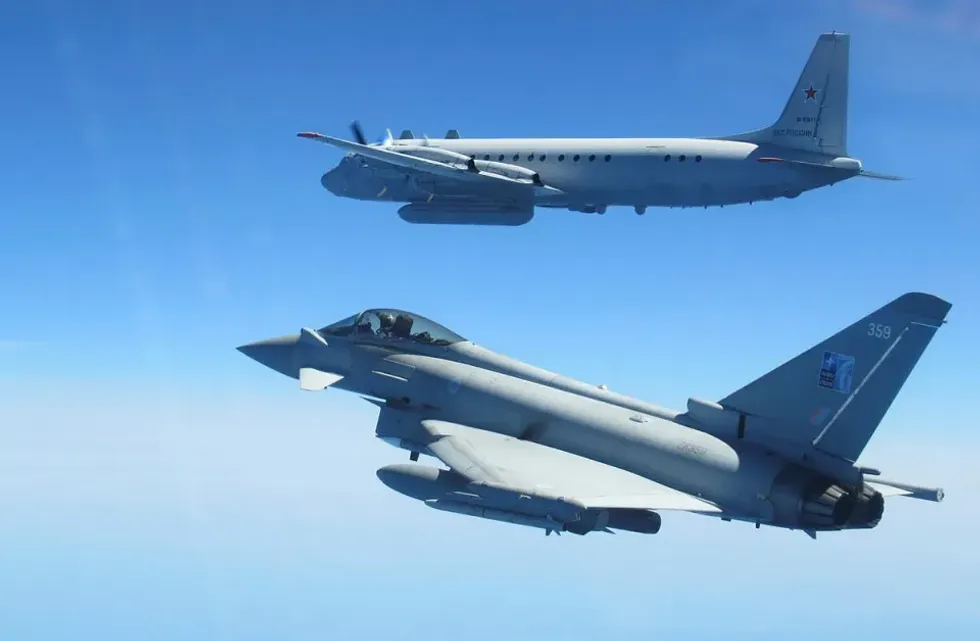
[299,32,903,227]
[238,293,950,539]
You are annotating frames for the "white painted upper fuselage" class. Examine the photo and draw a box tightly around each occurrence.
[397,135,843,207]
[313,33,894,219]
[323,135,857,212]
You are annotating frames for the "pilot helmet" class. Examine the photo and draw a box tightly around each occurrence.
[378,312,395,330]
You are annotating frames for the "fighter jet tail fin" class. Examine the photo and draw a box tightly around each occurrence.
[718,293,951,462]
[724,32,850,156]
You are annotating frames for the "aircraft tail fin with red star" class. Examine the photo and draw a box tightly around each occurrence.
[724,32,850,157]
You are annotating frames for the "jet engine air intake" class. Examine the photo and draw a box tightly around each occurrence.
[397,145,474,168]
[471,159,541,183]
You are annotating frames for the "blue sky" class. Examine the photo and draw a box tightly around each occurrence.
[1,0,979,638]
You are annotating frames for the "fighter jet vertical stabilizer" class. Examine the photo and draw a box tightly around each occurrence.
[716,292,951,463]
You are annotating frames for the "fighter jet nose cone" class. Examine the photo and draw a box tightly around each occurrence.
[236,334,300,377]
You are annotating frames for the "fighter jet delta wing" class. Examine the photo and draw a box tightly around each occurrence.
[385,419,724,535]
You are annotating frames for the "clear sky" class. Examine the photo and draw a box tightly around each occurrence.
[1,0,979,639]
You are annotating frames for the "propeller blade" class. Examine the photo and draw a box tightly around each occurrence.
[350,120,367,145]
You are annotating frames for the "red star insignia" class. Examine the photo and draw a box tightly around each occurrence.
[804,85,817,101]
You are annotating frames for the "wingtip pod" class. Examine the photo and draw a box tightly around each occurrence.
[889,292,952,325]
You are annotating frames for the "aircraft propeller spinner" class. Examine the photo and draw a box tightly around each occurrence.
[349,120,368,145]
[349,120,393,147]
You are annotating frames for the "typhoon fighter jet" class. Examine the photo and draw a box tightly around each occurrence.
[238,293,949,538]
[299,32,901,226]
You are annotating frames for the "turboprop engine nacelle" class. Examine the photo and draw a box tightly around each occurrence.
[396,146,474,168]
[390,146,542,183]
[472,159,542,184]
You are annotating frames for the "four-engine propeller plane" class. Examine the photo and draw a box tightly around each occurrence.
[299,32,901,226]
[238,292,949,538]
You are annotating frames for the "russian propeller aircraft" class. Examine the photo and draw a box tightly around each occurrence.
[299,32,901,226]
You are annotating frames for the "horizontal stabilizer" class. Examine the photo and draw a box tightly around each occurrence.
[858,169,905,181]
[757,157,904,182]
[299,367,344,391]
[758,156,855,173]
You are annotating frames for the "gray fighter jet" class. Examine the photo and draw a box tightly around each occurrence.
[238,292,950,538]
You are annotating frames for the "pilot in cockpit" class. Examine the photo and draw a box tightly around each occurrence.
[377,312,396,338]
[392,313,414,339]
[355,315,374,335]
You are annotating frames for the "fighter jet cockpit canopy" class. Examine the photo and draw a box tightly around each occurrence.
[317,309,467,347]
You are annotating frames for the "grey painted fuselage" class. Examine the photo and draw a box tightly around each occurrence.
[238,295,949,536]
[359,349,784,521]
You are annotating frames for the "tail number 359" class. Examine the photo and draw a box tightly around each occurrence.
[868,322,891,339]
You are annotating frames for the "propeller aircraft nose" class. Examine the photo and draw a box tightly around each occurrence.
[321,167,347,195]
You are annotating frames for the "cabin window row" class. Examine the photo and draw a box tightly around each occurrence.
[473,153,613,163]
[470,153,704,163]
